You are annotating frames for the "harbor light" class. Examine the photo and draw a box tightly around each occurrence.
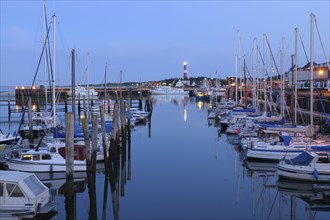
[21,86,25,90]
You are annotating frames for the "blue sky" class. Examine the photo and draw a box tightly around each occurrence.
[1,1,329,87]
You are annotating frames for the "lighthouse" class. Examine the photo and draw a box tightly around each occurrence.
[183,62,188,79]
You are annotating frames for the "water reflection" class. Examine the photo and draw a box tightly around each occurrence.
[218,121,330,220]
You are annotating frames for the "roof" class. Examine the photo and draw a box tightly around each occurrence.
[0,170,34,182]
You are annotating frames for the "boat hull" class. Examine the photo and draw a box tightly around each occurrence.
[6,159,86,172]
[277,165,330,182]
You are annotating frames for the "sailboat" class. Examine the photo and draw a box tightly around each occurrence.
[19,11,62,139]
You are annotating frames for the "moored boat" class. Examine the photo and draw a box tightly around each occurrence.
[150,86,188,95]
[277,151,330,182]
[6,142,86,172]
[0,170,55,218]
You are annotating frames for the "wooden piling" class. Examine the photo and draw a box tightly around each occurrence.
[82,117,91,172]
[99,106,108,173]
[91,114,98,173]
[28,98,33,145]
[65,112,74,179]
[78,94,81,123]
[8,93,11,129]
[111,103,120,141]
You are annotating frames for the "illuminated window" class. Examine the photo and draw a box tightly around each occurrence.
[22,154,32,160]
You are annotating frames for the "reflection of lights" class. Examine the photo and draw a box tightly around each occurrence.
[16,105,19,112]
[32,104,37,111]
[184,108,187,122]
[80,115,86,119]
[197,101,203,110]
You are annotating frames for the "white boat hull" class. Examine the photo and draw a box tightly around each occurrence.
[245,148,305,161]
[277,164,330,182]
[6,159,86,172]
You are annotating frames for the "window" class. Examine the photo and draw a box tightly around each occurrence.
[41,154,51,160]
[6,183,24,197]
[22,154,32,160]
[33,154,40,160]
[23,175,45,196]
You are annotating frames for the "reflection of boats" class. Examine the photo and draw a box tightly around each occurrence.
[0,170,55,219]
[277,151,330,182]
[37,173,87,195]
[6,142,86,172]
[149,86,188,95]
[244,159,278,175]
[277,179,330,211]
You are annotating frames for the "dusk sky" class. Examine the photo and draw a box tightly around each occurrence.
[1,1,329,88]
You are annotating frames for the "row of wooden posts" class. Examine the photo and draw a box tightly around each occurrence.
[64,98,132,220]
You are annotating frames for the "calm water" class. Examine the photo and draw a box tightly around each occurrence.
[1,95,330,220]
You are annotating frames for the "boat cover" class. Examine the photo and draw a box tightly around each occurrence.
[285,151,314,166]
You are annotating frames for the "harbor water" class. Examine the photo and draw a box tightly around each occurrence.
[1,95,330,220]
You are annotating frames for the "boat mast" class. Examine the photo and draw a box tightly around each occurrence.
[237,30,241,104]
[252,38,257,112]
[310,13,314,128]
[294,28,299,124]
[42,0,48,110]
[104,63,107,107]
[263,34,267,113]
[87,53,90,120]
[235,54,238,104]
[280,37,285,118]
[52,13,56,127]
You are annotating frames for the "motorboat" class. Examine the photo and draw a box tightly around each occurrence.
[0,170,55,218]
[277,151,330,182]
[19,111,62,139]
[67,86,98,100]
[0,129,20,145]
[6,141,86,172]
[149,86,189,95]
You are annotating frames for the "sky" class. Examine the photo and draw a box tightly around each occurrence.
[1,0,329,88]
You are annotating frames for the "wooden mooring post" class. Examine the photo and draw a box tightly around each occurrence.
[99,106,109,173]
[65,112,74,179]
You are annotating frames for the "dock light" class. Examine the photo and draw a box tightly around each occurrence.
[21,86,25,90]
[80,115,85,119]
[32,86,36,90]
[318,70,324,75]
[15,86,18,89]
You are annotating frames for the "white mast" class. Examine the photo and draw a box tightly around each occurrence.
[235,54,238,104]
[310,13,314,128]
[87,53,90,120]
[237,30,242,104]
[280,37,285,118]
[252,38,257,111]
[263,34,267,113]
[294,28,299,124]
[52,13,56,127]
[42,0,48,110]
